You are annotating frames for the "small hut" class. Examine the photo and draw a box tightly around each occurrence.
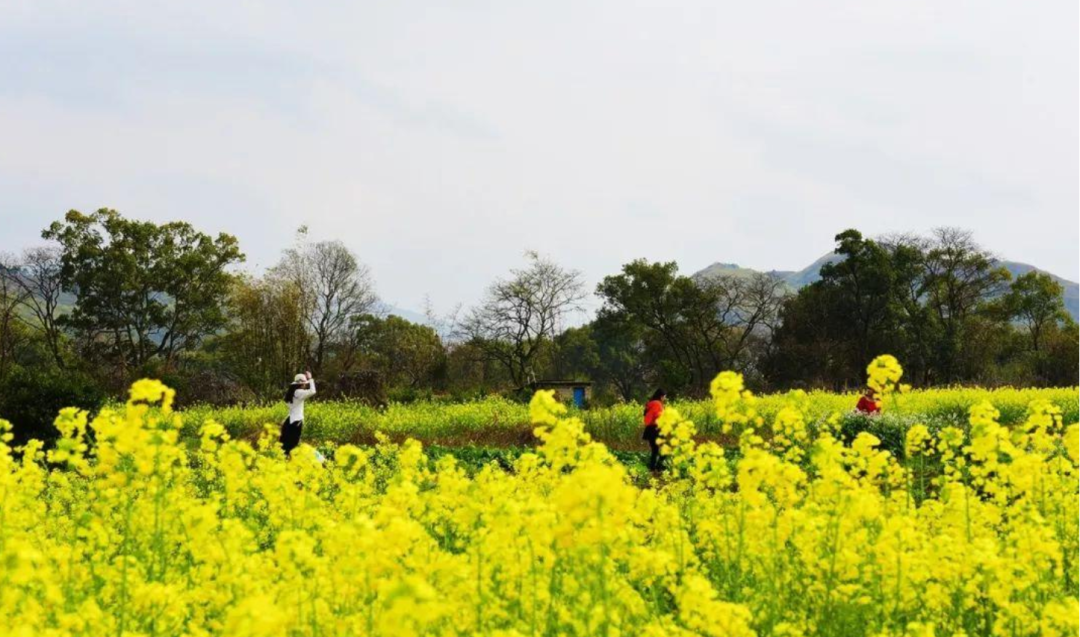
[529,380,592,408]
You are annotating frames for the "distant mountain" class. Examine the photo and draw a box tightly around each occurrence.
[693,262,769,282]
[695,254,1079,320]
[775,253,843,289]
[372,301,435,326]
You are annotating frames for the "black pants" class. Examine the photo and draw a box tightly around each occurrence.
[280,419,303,456]
[643,425,662,471]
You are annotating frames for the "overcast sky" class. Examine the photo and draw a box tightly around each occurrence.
[1,1,1076,314]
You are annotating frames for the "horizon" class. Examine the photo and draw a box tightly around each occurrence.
[2,214,1075,321]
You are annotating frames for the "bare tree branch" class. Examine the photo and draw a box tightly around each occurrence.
[462,252,586,389]
[272,235,378,372]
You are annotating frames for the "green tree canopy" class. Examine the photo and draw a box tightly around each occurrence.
[998,271,1070,352]
[596,259,782,394]
[43,209,244,373]
[353,314,445,389]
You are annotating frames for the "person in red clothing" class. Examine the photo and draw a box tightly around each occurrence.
[642,388,667,471]
[855,387,881,415]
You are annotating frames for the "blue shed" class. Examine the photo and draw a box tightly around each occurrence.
[529,380,593,408]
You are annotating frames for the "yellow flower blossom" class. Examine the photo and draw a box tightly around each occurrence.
[0,369,1072,637]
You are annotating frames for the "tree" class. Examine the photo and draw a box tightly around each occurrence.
[462,252,586,390]
[214,275,310,397]
[765,227,1041,389]
[0,246,68,368]
[708,271,788,374]
[596,260,784,393]
[43,209,244,375]
[1040,321,1080,386]
[589,312,652,401]
[817,230,897,368]
[353,314,445,388]
[921,227,1010,382]
[0,254,29,378]
[879,234,936,385]
[549,325,600,381]
[596,260,707,391]
[273,233,377,373]
[999,271,1069,352]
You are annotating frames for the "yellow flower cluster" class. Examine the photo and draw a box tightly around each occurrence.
[0,363,1076,637]
[904,424,932,457]
[709,371,761,434]
[866,354,904,397]
[771,405,809,462]
[657,405,698,464]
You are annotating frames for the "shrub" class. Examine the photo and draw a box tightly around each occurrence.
[0,367,107,445]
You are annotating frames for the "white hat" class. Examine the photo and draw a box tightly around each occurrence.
[294,373,307,383]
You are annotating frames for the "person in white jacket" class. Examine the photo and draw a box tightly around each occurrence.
[280,371,315,456]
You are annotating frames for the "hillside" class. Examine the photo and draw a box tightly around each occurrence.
[695,254,1079,320]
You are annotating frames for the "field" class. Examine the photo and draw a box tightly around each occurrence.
[0,359,1077,636]
[179,386,1080,468]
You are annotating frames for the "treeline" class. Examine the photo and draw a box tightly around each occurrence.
[1,210,1077,439]
[552,228,1077,400]
[764,229,1077,389]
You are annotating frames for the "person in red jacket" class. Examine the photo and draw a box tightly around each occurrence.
[642,388,667,471]
[855,387,881,415]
